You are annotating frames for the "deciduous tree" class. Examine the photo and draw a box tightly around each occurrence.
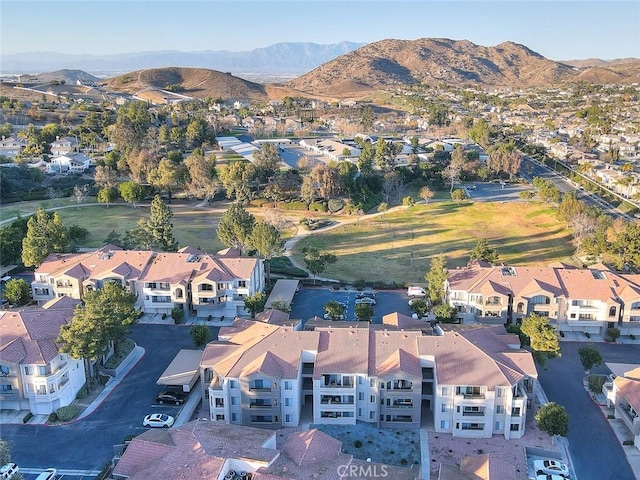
[3,278,31,306]
[244,292,267,318]
[97,186,118,207]
[118,181,145,208]
[190,325,211,348]
[521,313,560,355]
[536,402,569,437]
[249,221,284,286]
[578,345,603,372]
[301,246,337,284]
[21,208,68,267]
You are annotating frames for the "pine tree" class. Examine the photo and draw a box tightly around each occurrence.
[139,195,179,251]
[425,254,448,304]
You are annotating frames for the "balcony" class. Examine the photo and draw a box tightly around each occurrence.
[249,401,273,409]
[462,410,485,416]
[321,395,354,405]
[389,401,414,408]
[485,300,502,306]
[388,415,413,423]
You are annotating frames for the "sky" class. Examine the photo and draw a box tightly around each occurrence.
[1,0,639,61]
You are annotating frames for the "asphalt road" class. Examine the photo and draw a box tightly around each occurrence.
[537,341,640,480]
[520,157,631,221]
[2,324,219,473]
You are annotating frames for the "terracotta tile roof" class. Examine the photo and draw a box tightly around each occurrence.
[282,429,342,467]
[241,351,292,378]
[0,299,77,365]
[555,269,619,302]
[460,454,516,480]
[614,377,640,413]
[376,347,422,378]
[371,330,422,378]
[624,367,640,380]
[256,309,291,324]
[314,327,370,379]
[382,312,425,329]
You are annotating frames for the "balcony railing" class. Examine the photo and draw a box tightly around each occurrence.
[390,402,413,408]
[462,410,485,416]
[249,386,272,392]
[463,393,486,399]
[485,300,502,306]
[249,402,273,408]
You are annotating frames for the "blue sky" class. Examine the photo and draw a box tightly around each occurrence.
[1,1,639,60]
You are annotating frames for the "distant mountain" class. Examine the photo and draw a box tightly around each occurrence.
[562,57,640,68]
[0,42,365,77]
[287,38,640,98]
[103,67,270,102]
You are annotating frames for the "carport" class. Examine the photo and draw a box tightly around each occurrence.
[265,279,299,309]
[156,349,203,393]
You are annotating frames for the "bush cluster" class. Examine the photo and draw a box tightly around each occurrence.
[56,405,81,422]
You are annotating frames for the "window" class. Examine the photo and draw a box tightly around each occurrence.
[440,420,449,429]
[0,365,9,376]
[231,397,239,406]
[0,384,12,392]
[238,280,247,288]
[231,413,238,422]
[442,387,449,396]
[146,282,157,289]
[285,398,292,407]
[175,288,183,299]
[510,423,520,432]
[495,421,502,430]
[370,395,375,403]
[36,384,47,394]
[214,398,224,408]
[370,411,375,420]
[358,408,362,416]
[38,365,52,376]
[441,404,449,413]
[358,392,364,401]
[512,407,521,416]
[496,387,504,397]
[199,284,213,291]
[358,377,363,385]
[284,381,292,390]
[370,378,375,387]
[516,302,524,313]
[230,380,238,388]
[24,366,32,375]
[285,414,292,423]
[609,306,617,317]
[496,405,504,414]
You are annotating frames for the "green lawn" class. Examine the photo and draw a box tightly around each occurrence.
[292,201,576,284]
[56,204,225,252]
[0,198,98,223]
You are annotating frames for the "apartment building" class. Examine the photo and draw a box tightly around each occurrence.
[200,319,537,439]
[604,367,640,452]
[446,261,640,336]
[32,245,264,318]
[0,296,86,415]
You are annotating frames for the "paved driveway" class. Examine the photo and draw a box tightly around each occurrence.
[290,286,415,325]
[2,324,219,472]
[537,341,640,480]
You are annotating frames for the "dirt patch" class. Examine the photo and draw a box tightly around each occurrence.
[312,423,421,468]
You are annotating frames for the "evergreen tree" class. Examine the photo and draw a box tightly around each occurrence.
[469,238,499,264]
[425,254,447,304]
[138,195,179,251]
[21,208,68,267]
[250,220,285,285]
[217,203,256,255]
[521,313,560,355]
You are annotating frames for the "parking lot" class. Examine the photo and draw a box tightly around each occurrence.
[289,286,417,325]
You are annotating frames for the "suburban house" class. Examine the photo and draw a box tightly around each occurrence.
[299,138,361,161]
[446,261,640,336]
[111,418,420,480]
[603,366,640,452]
[48,152,92,173]
[200,320,537,439]
[50,136,79,156]
[0,136,27,157]
[31,245,264,319]
[0,296,86,415]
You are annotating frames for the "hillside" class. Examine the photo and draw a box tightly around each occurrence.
[35,69,101,84]
[287,38,640,98]
[103,67,269,102]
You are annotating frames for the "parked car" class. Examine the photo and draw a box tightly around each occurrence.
[408,298,430,306]
[324,312,345,320]
[407,286,426,297]
[355,297,376,306]
[355,291,376,300]
[143,413,175,428]
[536,475,566,480]
[0,463,19,479]
[156,391,187,405]
[534,459,569,477]
[34,468,57,480]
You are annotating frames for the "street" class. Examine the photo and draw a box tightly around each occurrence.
[1,324,219,473]
[538,341,640,480]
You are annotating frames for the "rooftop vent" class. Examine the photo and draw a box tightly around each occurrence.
[591,269,606,280]
[501,267,517,276]
[187,254,201,263]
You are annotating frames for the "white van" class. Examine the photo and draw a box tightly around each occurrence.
[0,463,19,480]
[34,468,57,480]
[407,286,426,297]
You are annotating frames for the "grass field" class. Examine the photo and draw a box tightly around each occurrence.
[55,204,225,252]
[291,201,577,284]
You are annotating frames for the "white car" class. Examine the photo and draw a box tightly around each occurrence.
[0,463,19,480]
[355,297,376,306]
[407,286,426,297]
[534,459,569,477]
[143,413,175,428]
[34,469,57,480]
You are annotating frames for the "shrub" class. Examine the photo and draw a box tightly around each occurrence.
[607,327,621,342]
[631,334,636,340]
[400,458,408,465]
[402,196,415,206]
[171,306,183,325]
[280,201,308,211]
[559,331,565,337]
[23,412,34,423]
[56,405,80,422]
[585,332,591,338]
[354,440,363,448]
[328,198,344,213]
[377,202,389,213]
[48,412,59,422]
[76,385,87,399]
[309,201,327,212]
[161,313,167,320]
[354,279,366,289]
[588,374,605,393]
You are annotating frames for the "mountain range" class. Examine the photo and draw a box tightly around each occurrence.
[0,42,364,77]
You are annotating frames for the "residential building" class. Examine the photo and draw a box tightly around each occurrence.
[603,367,640,452]
[200,320,537,439]
[0,296,86,415]
[111,418,420,480]
[48,152,92,173]
[32,245,264,318]
[0,136,27,157]
[50,136,79,156]
[446,261,640,336]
